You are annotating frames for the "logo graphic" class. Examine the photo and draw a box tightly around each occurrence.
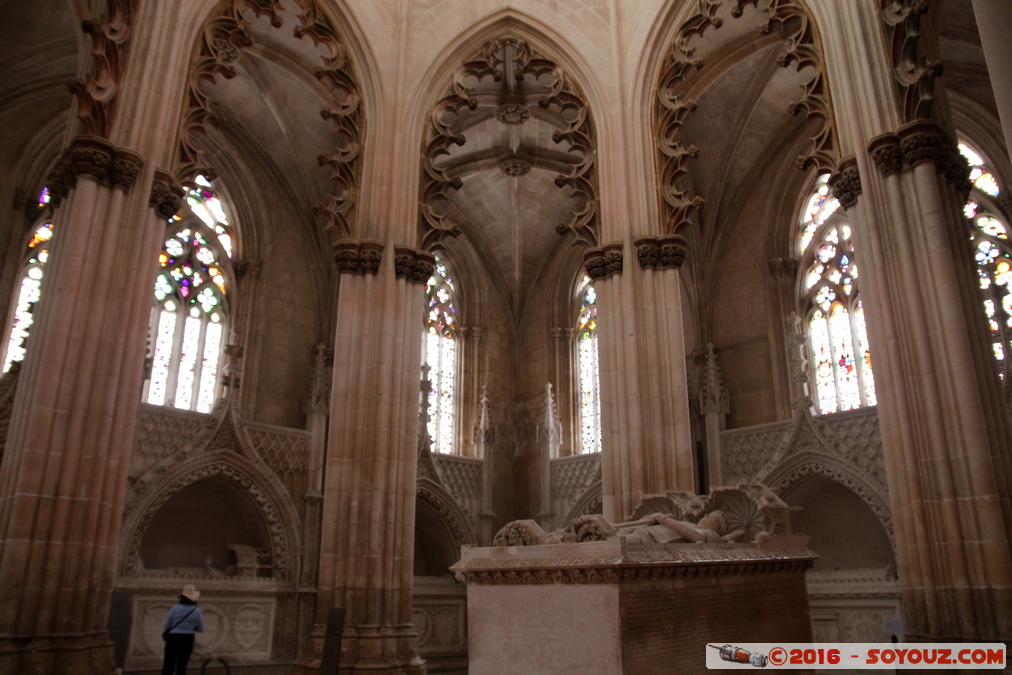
[709,644,769,668]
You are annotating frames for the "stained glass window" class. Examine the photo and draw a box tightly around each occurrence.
[2,220,53,372]
[144,175,232,413]
[798,174,875,414]
[959,141,1012,381]
[423,257,457,454]
[576,275,601,454]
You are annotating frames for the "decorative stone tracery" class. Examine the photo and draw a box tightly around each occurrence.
[420,36,597,249]
[70,0,136,138]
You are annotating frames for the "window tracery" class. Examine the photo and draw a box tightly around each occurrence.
[424,256,457,454]
[144,175,233,413]
[576,274,601,454]
[2,187,54,373]
[958,141,1012,380]
[798,174,876,414]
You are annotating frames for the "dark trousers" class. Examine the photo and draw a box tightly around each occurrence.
[162,633,195,675]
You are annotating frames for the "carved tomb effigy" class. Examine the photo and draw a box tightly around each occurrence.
[451,484,815,674]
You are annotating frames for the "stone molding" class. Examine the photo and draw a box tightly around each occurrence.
[45,136,144,205]
[633,234,687,269]
[453,546,815,585]
[149,169,185,219]
[70,0,136,138]
[394,246,436,283]
[333,240,383,274]
[417,480,477,547]
[583,242,623,280]
[828,157,861,209]
[869,121,972,198]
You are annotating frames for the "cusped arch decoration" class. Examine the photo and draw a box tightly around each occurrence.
[178,0,363,238]
[655,0,837,233]
[763,451,894,548]
[417,479,477,548]
[419,33,598,250]
[563,480,603,524]
[121,449,302,582]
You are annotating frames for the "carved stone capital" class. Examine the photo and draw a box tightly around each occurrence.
[584,242,624,280]
[897,119,946,171]
[634,235,687,270]
[769,258,800,278]
[827,158,861,210]
[333,240,384,275]
[868,134,902,176]
[109,149,144,190]
[149,169,185,219]
[46,137,146,206]
[393,246,435,283]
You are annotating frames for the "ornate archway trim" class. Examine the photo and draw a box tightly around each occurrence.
[763,451,894,549]
[120,450,302,582]
[417,478,477,548]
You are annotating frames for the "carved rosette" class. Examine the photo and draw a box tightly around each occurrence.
[634,234,687,270]
[828,157,862,210]
[394,246,435,283]
[45,136,144,206]
[332,240,383,275]
[178,1,362,238]
[583,242,623,280]
[70,0,135,138]
[495,103,530,125]
[498,158,531,177]
[149,169,186,219]
[868,120,970,195]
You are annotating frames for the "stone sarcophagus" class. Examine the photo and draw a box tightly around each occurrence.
[451,485,816,674]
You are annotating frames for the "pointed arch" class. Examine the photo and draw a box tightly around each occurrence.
[416,478,477,548]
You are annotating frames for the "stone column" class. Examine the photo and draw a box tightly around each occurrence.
[313,243,429,673]
[816,1,1012,641]
[536,382,562,530]
[595,237,694,522]
[0,2,194,669]
[473,385,496,545]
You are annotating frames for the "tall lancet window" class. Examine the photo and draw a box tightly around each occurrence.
[798,174,876,414]
[424,256,458,454]
[958,141,1012,380]
[576,274,601,453]
[2,188,54,372]
[144,175,234,413]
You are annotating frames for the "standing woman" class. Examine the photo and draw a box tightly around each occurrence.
[162,584,204,675]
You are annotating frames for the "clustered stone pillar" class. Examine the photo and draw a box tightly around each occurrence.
[313,243,431,673]
[593,237,694,522]
[0,139,174,672]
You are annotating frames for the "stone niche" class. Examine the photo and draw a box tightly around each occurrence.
[452,486,816,674]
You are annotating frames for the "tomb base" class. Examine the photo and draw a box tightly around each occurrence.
[452,538,815,674]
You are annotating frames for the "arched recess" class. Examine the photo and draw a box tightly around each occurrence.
[780,473,895,571]
[121,448,302,582]
[416,479,477,556]
[763,451,894,550]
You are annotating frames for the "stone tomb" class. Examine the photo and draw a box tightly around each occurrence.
[451,486,816,674]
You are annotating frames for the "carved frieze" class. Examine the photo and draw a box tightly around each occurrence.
[828,157,862,209]
[768,257,800,277]
[45,136,144,206]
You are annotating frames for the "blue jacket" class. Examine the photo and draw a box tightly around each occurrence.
[164,604,204,634]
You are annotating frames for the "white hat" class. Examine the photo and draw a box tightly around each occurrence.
[181,585,201,602]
